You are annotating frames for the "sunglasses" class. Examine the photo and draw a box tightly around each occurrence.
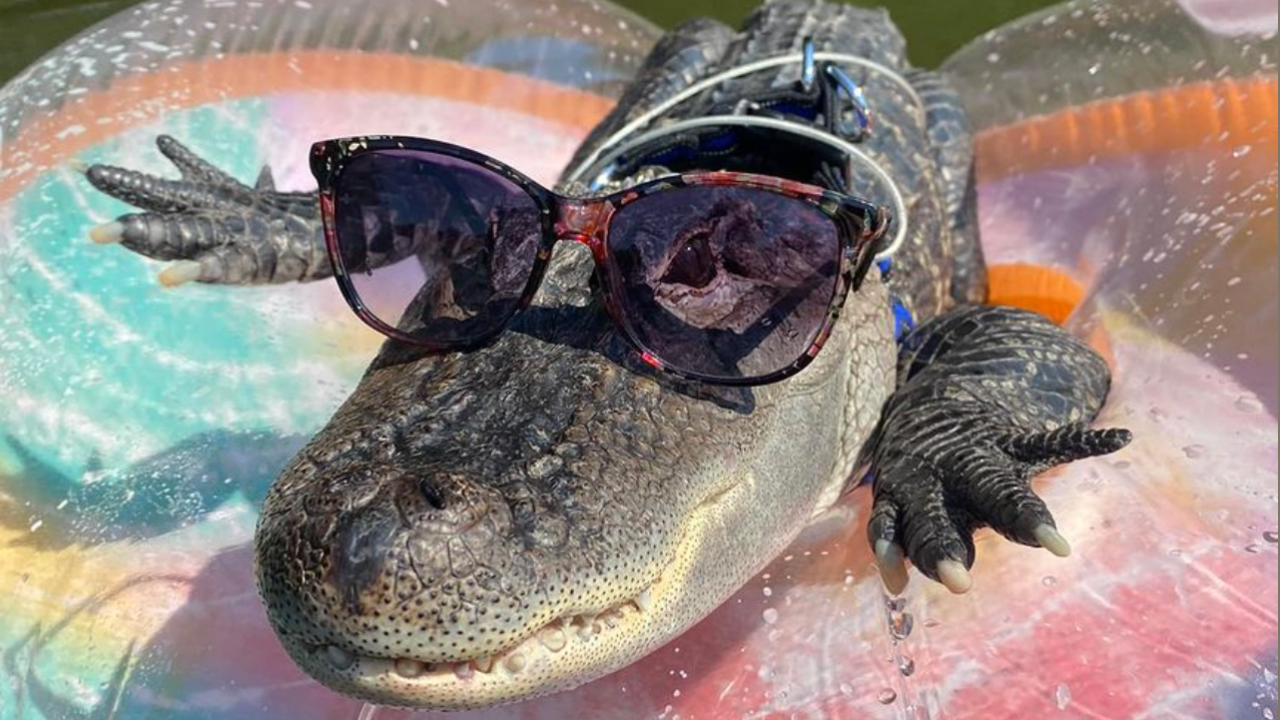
[309,136,890,386]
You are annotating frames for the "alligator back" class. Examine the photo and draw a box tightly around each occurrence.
[562,0,982,323]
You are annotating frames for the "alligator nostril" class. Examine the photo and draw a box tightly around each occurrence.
[419,477,447,510]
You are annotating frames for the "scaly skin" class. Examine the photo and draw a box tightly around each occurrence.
[82,0,1130,710]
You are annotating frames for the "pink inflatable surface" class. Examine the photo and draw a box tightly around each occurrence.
[0,0,1273,718]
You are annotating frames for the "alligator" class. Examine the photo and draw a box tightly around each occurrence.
[81,0,1131,710]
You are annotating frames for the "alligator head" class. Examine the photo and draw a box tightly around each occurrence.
[255,3,911,710]
[255,257,895,709]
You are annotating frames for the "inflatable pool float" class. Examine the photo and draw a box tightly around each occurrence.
[0,0,1273,718]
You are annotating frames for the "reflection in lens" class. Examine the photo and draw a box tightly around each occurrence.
[333,150,542,345]
[607,185,842,380]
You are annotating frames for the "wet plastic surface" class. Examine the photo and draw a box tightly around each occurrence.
[0,0,1275,719]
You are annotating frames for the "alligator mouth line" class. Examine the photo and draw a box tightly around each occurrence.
[308,581,660,683]
[303,474,748,694]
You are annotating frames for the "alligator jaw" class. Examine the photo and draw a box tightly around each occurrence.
[282,475,753,710]
[253,264,896,710]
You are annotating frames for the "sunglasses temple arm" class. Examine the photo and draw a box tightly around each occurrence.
[849,207,892,290]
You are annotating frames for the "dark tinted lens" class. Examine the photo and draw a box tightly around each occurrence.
[607,185,842,380]
[333,150,542,345]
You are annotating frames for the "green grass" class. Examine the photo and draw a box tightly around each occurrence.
[0,0,1061,85]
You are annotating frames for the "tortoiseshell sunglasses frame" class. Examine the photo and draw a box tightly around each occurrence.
[310,135,891,386]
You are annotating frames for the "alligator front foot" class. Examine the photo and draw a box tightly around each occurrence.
[864,305,1132,594]
[84,135,328,285]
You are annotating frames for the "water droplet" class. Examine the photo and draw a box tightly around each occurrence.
[888,610,914,640]
[1168,548,1183,557]
[762,586,772,597]
[877,688,898,704]
[986,52,1001,63]
[1233,145,1253,158]
[898,655,916,677]
[1245,544,1261,554]
[1182,444,1206,459]
[1042,575,1059,587]
[839,682,854,696]
[1235,395,1263,414]
[761,608,779,625]
[1264,531,1278,543]
[1055,683,1072,710]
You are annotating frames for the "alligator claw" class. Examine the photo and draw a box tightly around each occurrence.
[867,422,1128,594]
[82,134,330,285]
[867,460,975,593]
[935,559,973,594]
[89,220,123,244]
[864,305,1133,594]
[158,260,202,287]
[1033,523,1072,558]
[873,539,909,595]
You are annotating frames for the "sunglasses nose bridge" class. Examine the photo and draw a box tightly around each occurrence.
[552,198,615,263]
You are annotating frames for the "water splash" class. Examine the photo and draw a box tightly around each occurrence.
[881,592,931,718]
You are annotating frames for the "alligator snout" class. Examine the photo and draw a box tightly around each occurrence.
[254,253,692,707]
[323,467,510,617]
[253,352,685,707]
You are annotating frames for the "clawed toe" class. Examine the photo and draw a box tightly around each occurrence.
[862,306,1134,597]
[874,539,909,595]
[1032,523,1071,557]
[934,559,972,594]
[158,261,204,287]
[89,221,123,244]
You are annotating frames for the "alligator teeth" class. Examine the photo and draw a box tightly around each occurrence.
[454,662,475,680]
[635,587,653,613]
[471,655,496,674]
[394,658,427,678]
[503,652,527,673]
[540,627,567,652]
[325,645,354,670]
[601,612,618,629]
